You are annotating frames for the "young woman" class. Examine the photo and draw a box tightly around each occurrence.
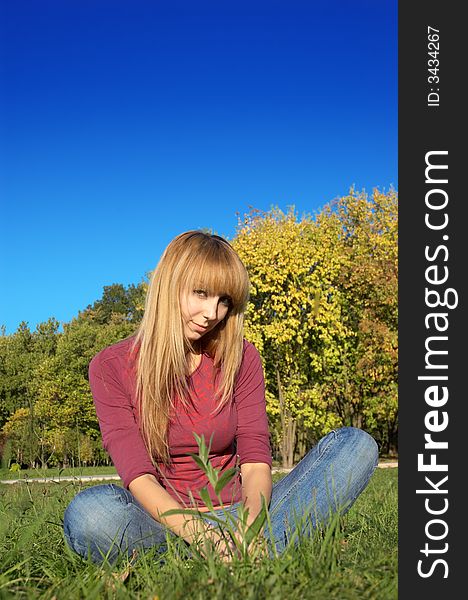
[63,231,378,564]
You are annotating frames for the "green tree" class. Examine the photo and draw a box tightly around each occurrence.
[2,313,137,467]
[80,282,147,325]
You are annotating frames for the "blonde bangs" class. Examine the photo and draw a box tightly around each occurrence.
[180,242,249,313]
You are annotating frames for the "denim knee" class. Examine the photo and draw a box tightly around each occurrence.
[63,484,127,563]
[336,427,379,469]
[332,427,379,501]
[64,484,170,564]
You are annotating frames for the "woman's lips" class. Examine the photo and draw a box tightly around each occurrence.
[191,321,209,333]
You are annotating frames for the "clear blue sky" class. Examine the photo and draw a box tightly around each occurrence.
[0,0,397,335]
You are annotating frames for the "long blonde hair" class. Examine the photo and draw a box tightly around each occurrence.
[132,231,250,464]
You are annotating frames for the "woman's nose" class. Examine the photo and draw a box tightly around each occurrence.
[203,299,219,320]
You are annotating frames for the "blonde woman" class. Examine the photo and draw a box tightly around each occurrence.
[63,231,378,564]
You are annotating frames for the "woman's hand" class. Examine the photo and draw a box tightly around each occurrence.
[196,527,237,562]
[233,527,269,561]
[194,524,268,563]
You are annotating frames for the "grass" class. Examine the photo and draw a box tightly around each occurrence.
[0,468,397,599]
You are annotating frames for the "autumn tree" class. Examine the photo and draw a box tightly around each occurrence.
[320,189,398,453]
[234,190,398,464]
[233,208,347,467]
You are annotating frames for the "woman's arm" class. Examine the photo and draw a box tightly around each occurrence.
[233,343,273,553]
[240,462,272,527]
[236,462,272,556]
[89,351,159,487]
[129,473,205,542]
[129,474,231,556]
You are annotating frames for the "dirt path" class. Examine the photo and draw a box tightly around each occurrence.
[0,461,398,485]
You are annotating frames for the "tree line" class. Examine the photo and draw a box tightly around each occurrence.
[0,189,397,470]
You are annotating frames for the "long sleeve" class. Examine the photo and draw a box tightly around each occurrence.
[88,350,158,488]
[234,342,272,467]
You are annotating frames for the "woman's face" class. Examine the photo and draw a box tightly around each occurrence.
[180,288,231,341]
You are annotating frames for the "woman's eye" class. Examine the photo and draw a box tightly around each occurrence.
[194,289,207,297]
[220,296,231,307]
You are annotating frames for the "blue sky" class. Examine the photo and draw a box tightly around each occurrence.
[0,0,397,335]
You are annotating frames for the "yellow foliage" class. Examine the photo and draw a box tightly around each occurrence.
[233,189,398,459]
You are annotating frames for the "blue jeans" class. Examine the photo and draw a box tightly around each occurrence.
[63,427,378,564]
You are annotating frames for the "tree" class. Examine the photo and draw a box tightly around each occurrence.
[0,322,35,426]
[234,190,398,464]
[319,189,398,453]
[80,282,147,325]
[233,207,346,467]
[1,314,137,467]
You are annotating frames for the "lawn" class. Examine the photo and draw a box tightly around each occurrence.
[0,469,397,599]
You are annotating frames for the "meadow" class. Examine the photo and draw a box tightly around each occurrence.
[0,468,397,600]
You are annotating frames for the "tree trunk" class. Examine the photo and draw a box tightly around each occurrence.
[277,367,296,469]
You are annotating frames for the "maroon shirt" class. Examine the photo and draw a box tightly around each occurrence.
[88,336,272,507]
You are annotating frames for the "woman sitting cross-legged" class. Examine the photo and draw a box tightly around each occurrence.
[63,230,378,564]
